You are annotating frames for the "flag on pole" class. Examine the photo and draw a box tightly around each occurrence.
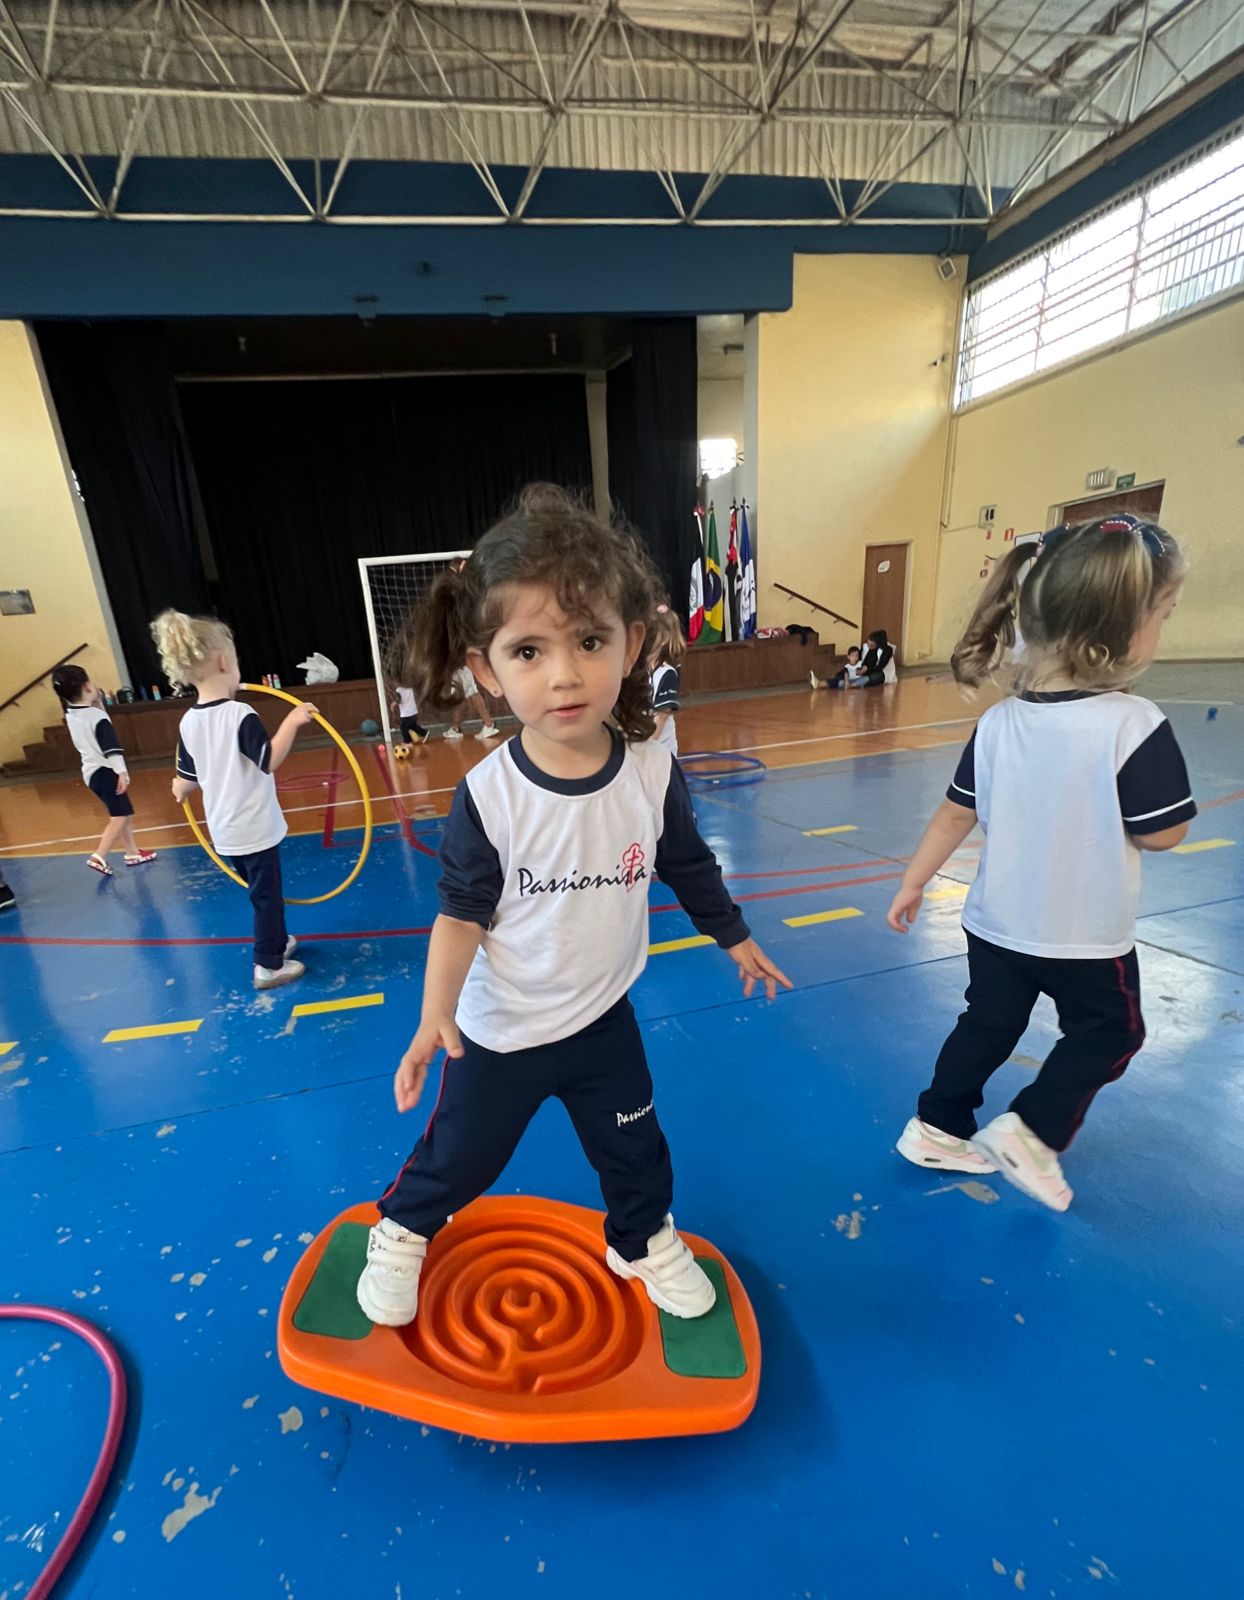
[739,500,756,638]
[701,503,724,644]
[688,505,705,642]
[725,501,741,642]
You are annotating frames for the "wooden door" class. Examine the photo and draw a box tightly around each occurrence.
[1058,482,1165,524]
[862,543,909,658]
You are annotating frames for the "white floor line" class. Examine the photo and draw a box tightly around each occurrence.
[1153,700,1235,707]
[0,785,455,855]
[721,715,977,756]
[0,716,971,856]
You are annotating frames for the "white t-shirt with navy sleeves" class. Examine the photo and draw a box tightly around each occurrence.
[176,699,287,858]
[650,664,680,755]
[65,704,127,784]
[948,690,1196,960]
[439,730,748,1052]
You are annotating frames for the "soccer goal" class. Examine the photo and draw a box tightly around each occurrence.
[358,549,469,752]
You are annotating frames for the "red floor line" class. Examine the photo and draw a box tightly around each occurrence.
[0,927,435,949]
[1202,787,1244,811]
[651,869,904,912]
[723,860,890,882]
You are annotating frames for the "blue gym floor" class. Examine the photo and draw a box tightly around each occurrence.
[2,666,1242,1600]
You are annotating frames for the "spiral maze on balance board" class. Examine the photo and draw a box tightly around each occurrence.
[277,1196,761,1443]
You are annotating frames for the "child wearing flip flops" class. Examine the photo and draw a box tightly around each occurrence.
[888,516,1194,1212]
[152,609,316,992]
[52,664,157,878]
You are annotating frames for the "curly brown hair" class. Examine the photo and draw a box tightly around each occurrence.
[390,484,663,741]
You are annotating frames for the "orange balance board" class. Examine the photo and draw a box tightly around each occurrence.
[277,1195,761,1444]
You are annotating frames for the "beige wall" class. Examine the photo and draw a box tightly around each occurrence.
[753,254,960,659]
[698,377,745,444]
[0,322,121,764]
[934,295,1244,661]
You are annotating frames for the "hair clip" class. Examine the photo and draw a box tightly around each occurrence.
[1099,514,1165,560]
[656,604,669,614]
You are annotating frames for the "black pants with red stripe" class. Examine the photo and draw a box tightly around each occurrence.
[378,995,673,1261]
[919,932,1145,1152]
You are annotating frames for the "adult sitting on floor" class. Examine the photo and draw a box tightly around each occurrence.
[811,629,898,691]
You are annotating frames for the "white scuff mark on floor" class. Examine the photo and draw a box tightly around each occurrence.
[298,1232,314,1244]
[112,1529,127,1543]
[160,1245,173,1256]
[278,1405,304,1434]
[926,1180,999,1205]
[189,1272,206,1287]
[242,1396,258,1409]
[236,1238,252,1249]
[992,1560,1006,1575]
[1010,1054,1042,1069]
[1013,1572,1025,1591]
[161,1482,221,1543]
[156,1124,176,1138]
[170,1273,184,1283]
[833,1211,864,1240]
[263,1247,278,1263]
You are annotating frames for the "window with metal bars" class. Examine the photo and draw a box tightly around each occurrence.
[955,125,1244,409]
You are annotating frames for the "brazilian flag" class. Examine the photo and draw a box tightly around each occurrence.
[701,503,724,644]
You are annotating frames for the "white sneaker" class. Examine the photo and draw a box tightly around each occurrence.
[356,1217,428,1326]
[475,724,500,741]
[971,1112,1073,1212]
[253,958,305,991]
[606,1215,716,1318]
[284,935,297,960]
[444,728,463,740]
[897,1116,998,1174]
[809,670,820,690]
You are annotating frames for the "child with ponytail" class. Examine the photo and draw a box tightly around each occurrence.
[152,610,316,991]
[888,515,1195,1211]
[356,485,791,1329]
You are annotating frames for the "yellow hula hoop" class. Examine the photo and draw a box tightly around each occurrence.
[181,682,374,907]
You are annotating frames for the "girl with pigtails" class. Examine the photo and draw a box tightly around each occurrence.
[888,515,1195,1211]
[356,486,791,1329]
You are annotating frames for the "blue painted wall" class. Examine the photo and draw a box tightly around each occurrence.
[0,158,986,318]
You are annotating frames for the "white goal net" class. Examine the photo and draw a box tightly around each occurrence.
[358,549,470,750]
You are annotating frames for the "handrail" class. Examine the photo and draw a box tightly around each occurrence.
[0,643,89,716]
[771,583,857,632]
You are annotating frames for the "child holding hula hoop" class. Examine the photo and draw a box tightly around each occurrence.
[153,610,316,992]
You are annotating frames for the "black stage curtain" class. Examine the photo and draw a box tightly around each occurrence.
[36,322,210,691]
[178,373,593,681]
[607,319,699,624]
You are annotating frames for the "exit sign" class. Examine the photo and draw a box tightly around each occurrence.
[1116,472,1137,489]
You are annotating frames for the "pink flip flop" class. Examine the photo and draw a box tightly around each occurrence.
[87,854,113,877]
[125,851,158,866]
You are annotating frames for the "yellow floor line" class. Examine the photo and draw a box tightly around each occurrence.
[1172,838,1235,854]
[649,935,715,955]
[291,993,385,1019]
[0,1041,16,1057]
[783,907,864,928]
[925,884,969,901]
[104,1019,203,1043]
[803,825,858,837]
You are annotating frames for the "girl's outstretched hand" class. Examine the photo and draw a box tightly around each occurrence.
[394,1015,463,1112]
[726,938,794,1000]
[887,884,923,932]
